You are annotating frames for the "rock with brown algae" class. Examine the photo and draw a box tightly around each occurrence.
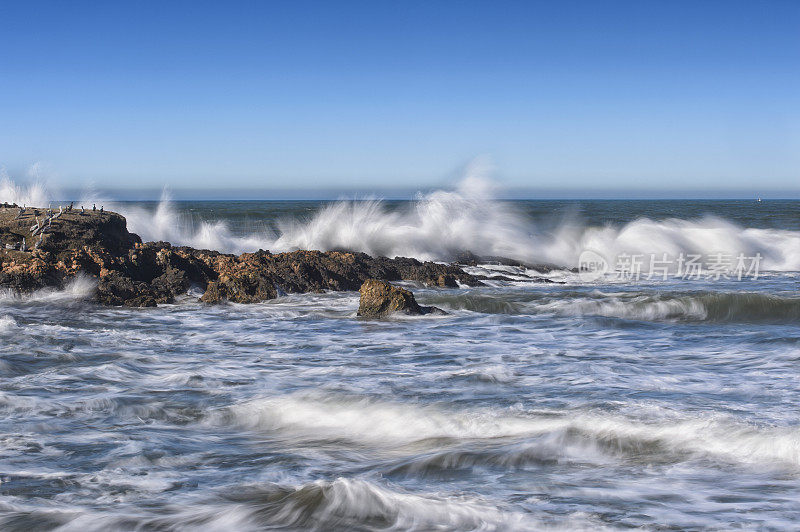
[0,205,482,306]
[357,279,445,318]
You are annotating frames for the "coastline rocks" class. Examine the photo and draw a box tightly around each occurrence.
[357,279,445,318]
[97,270,157,307]
[1,206,482,306]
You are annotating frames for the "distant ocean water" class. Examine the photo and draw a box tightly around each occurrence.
[1,184,800,529]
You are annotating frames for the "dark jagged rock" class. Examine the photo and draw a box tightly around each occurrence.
[357,279,445,318]
[452,250,559,273]
[97,270,157,307]
[0,208,140,258]
[0,205,482,306]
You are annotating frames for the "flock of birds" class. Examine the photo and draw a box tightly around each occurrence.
[4,202,104,252]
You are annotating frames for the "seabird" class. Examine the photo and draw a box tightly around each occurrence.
[100,206,104,213]
[20,238,26,252]
[81,206,85,213]
[93,204,96,211]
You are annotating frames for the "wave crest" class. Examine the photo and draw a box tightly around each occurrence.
[3,174,799,271]
[426,290,800,323]
[119,186,800,272]
[223,393,800,470]
[0,276,96,304]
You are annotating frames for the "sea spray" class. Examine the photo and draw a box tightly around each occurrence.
[2,174,800,271]
[0,275,96,304]
[114,185,800,272]
[1,210,799,528]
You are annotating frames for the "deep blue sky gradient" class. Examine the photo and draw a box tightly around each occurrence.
[1,0,798,195]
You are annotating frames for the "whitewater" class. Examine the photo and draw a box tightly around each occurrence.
[2,175,800,529]
[120,184,800,272]
[3,174,800,270]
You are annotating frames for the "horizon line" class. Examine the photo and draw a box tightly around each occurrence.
[46,186,800,201]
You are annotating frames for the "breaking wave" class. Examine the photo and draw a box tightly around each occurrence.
[210,478,538,531]
[0,174,49,208]
[0,315,17,332]
[0,276,96,304]
[98,191,800,273]
[117,191,271,252]
[2,172,799,271]
[115,186,800,272]
[425,290,800,323]
[224,393,800,470]
[0,478,559,531]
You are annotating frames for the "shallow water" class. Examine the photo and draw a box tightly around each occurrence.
[1,197,800,530]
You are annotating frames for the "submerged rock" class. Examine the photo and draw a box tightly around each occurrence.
[357,279,445,318]
[0,205,481,307]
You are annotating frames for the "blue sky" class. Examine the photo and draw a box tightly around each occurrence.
[1,0,798,195]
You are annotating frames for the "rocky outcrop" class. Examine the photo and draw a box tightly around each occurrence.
[0,205,482,306]
[357,279,444,318]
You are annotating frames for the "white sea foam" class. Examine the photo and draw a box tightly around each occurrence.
[0,276,96,304]
[114,190,271,252]
[533,294,710,321]
[427,290,800,322]
[0,315,17,332]
[228,393,800,469]
[2,172,799,270]
[213,478,540,531]
[106,184,800,272]
[0,477,589,532]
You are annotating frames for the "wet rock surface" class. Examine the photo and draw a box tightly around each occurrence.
[357,279,445,318]
[0,206,483,306]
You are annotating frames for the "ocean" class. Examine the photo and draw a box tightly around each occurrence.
[1,186,799,530]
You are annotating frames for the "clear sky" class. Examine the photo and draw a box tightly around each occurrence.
[1,0,798,195]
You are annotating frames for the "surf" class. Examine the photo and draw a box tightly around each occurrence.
[222,392,800,470]
[423,289,800,323]
[3,173,799,272]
